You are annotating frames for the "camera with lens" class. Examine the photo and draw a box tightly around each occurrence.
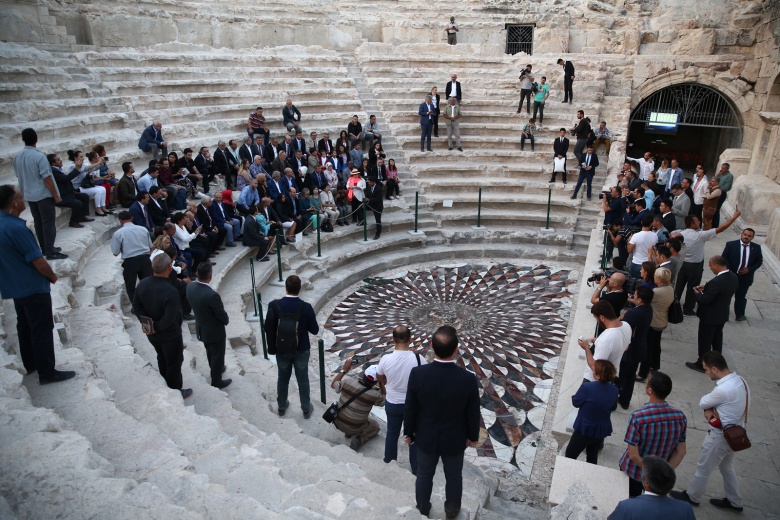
[586,270,611,286]
[598,190,611,201]
[519,69,527,78]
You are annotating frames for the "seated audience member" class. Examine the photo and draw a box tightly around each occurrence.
[268,171,284,201]
[239,136,256,163]
[68,151,110,217]
[347,115,363,149]
[85,151,115,207]
[155,160,181,207]
[259,196,285,244]
[129,191,154,233]
[520,118,537,151]
[236,179,260,216]
[271,151,288,177]
[147,185,172,227]
[364,114,382,149]
[210,190,241,247]
[169,151,202,200]
[196,196,228,248]
[320,184,339,229]
[318,132,334,155]
[117,161,140,208]
[162,222,194,272]
[236,158,253,192]
[335,187,350,226]
[242,204,274,261]
[49,153,92,227]
[248,155,268,182]
[330,360,385,451]
[292,131,308,161]
[593,121,611,154]
[349,142,364,170]
[195,146,216,193]
[138,120,167,160]
[306,131,319,154]
[336,130,350,153]
[323,163,339,190]
[273,192,300,243]
[565,360,619,464]
[138,163,160,194]
[308,147,322,175]
[609,456,695,519]
[282,98,302,134]
[310,188,327,230]
[247,106,270,144]
[177,148,205,195]
[172,212,207,269]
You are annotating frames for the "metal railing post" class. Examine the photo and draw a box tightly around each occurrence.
[545,186,552,229]
[249,257,258,316]
[276,230,283,282]
[477,187,482,228]
[318,339,326,404]
[414,191,419,233]
[316,215,322,257]
[257,291,268,359]
[362,203,368,241]
[601,229,608,270]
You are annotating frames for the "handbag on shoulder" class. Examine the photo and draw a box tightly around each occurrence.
[717,377,751,452]
[667,296,684,324]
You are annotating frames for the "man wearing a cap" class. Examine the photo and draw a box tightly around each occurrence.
[331,359,385,451]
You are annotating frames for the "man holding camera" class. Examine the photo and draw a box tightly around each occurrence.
[517,64,535,114]
[330,360,385,451]
[590,271,628,333]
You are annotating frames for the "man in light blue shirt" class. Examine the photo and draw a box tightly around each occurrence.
[111,210,153,303]
[236,179,260,216]
[13,128,65,260]
[137,166,160,193]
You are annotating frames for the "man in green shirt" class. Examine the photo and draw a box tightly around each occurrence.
[712,162,733,228]
[532,76,550,128]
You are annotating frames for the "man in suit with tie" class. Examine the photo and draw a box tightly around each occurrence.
[282,99,302,134]
[419,95,434,152]
[196,197,228,248]
[129,191,154,233]
[404,325,480,519]
[264,136,280,165]
[684,256,739,373]
[318,132,334,155]
[365,177,383,240]
[272,151,288,178]
[722,228,763,321]
[210,191,241,247]
[571,145,599,200]
[278,134,294,158]
[238,136,256,163]
[147,186,172,227]
[551,128,569,183]
[557,59,575,104]
[670,184,691,230]
[186,262,231,389]
[609,456,695,519]
[214,140,238,190]
[292,131,308,161]
[445,74,462,103]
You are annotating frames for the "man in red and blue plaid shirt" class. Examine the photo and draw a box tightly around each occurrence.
[619,370,688,497]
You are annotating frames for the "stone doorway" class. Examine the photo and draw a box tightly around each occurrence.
[626,83,743,173]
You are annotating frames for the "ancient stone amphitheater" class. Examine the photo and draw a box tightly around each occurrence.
[1,0,779,518]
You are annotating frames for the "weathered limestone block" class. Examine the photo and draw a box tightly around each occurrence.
[718,148,753,181]
[731,175,780,225]
[764,208,780,259]
[632,60,676,89]
[669,29,716,55]
[734,14,762,29]
[657,30,677,43]
[534,28,569,54]
[549,457,628,517]
[641,31,658,44]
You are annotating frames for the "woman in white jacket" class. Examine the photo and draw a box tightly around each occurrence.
[67,150,111,216]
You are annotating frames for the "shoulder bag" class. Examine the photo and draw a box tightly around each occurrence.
[721,377,751,452]
[322,384,371,424]
[667,295,684,324]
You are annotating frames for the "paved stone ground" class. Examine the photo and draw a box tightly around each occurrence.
[594,227,780,520]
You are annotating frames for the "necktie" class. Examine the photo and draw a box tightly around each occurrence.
[143,205,151,229]
[740,244,748,270]
[586,154,590,166]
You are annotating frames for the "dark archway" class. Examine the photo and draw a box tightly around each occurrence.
[627,83,743,173]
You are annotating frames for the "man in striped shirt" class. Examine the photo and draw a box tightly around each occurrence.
[619,370,688,497]
[331,360,385,451]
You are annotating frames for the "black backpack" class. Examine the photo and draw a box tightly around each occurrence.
[531,82,539,93]
[273,300,305,354]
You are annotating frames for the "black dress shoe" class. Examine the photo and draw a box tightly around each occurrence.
[570,194,577,199]
[181,388,193,399]
[259,256,270,262]
[46,252,69,260]
[685,361,706,373]
[222,365,227,373]
[710,497,743,512]
[182,313,195,321]
[669,490,699,506]
[69,222,84,228]
[683,310,696,316]
[53,246,62,253]
[303,406,313,419]
[212,378,232,389]
[39,369,76,385]
[80,217,95,223]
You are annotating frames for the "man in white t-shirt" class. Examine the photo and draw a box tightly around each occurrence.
[377,325,426,474]
[579,300,631,382]
[628,213,658,279]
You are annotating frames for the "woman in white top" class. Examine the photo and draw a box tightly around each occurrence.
[173,212,208,269]
[320,184,339,228]
[67,150,110,216]
[347,169,366,223]
[324,163,339,190]
[655,159,671,186]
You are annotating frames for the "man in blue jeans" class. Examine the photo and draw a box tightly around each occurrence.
[265,275,319,418]
[377,325,426,474]
[0,185,76,384]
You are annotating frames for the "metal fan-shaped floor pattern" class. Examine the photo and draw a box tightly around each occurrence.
[325,263,574,468]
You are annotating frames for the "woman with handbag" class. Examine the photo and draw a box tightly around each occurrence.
[67,150,111,216]
[636,267,674,382]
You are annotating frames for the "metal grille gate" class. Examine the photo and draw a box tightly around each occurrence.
[630,83,742,129]
[505,25,534,55]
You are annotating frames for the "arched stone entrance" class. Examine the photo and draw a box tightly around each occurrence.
[627,83,743,173]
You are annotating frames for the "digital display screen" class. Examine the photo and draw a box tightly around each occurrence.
[647,112,679,129]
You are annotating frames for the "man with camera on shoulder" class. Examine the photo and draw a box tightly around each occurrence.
[330,358,385,451]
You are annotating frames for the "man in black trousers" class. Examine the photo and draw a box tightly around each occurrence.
[685,255,739,373]
[186,262,231,389]
[132,254,192,398]
[365,176,383,240]
[110,210,153,304]
[557,58,575,104]
[404,325,480,519]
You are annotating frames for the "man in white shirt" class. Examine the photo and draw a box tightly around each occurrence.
[690,165,708,220]
[377,325,427,474]
[670,351,748,513]
[626,152,655,181]
[579,301,632,382]
[627,214,657,279]
[517,64,535,114]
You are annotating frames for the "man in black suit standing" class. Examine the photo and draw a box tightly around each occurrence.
[445,74,462,103]
[722,228,763,322]
[365,177,383,240]
[551,128,569,183]
[557,58,575,104]
[570,145,599,200]
[404,325,480,519]
[214,140,238,190]
[685,256,739,373]
[186,262,231,389]
[265,275,319,418]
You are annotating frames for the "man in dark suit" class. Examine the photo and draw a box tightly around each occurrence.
[551,128,569,183]
[685,255,739,373]
[609,456,695,520]
[132,254,192,398]
[404,325,480,519]
[186,262,231,389]
[128,191,154,233]
[272,151,288,177]
[147,186,172,227]
[277,134,293,158]
[445,74,462,102]
[265,275,319,418]
[365,177,383,240]
[557,58,575,103]
[419,94,434,152]
[317,133,334,155]
[194,146,216,194]
[659,199,677,234]
[138,120,167,160]
[282,99,302,134]
[48,153,92,227]
[196,197,227,248]
[238,136,256,164]
[292,131,308,161]
[263,137,280,164]
[214,141,238,189]
[287,150,305,178]
[570,145,599,200]
[722,228,763,321]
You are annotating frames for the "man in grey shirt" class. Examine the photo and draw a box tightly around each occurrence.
[517,64,535,114]
[363,115,382,150]
[111,210,153,304]
[13,128,65,260]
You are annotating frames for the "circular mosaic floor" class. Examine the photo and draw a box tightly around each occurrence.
[325,263,575,471]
